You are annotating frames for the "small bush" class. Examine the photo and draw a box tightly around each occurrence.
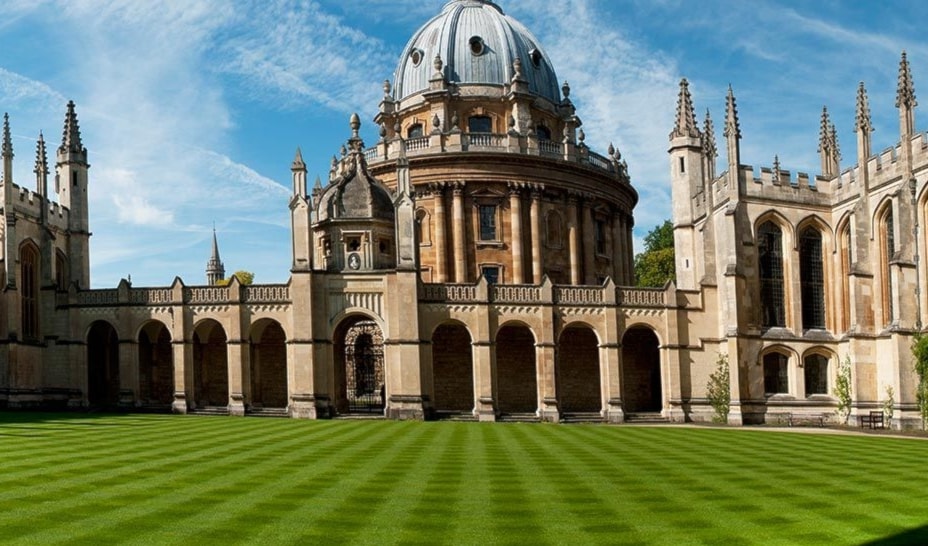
[706,353,730,424]
[833,356,852,425]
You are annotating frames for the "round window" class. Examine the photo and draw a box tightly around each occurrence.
[530,48,542,68]
[469,36,485,56]
[410,48,423,67]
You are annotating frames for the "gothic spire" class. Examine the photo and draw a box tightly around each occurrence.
[723,85,740,140]
[854,82,872,135]
[1,113,11,160]
[206,228,225,286]
[818,106,832,154]
[830,122,840,162]
[34,132,48,176]
[703,109,717,159]
[671,78,700,139]
[59,100,84,154]
[292,147,305,170]
[896,50,917,110]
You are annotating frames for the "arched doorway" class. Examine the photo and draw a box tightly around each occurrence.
[334,317,385,414]
[138,321,173,406]
[432,322,474,414]
[496,324,537,415]
[249,320,288,409]
[193,319,229,408]
[87,321,119,406]
[621,327,662,413]
[557,325,601,414]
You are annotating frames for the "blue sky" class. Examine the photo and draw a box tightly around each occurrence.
[1,0,926,288]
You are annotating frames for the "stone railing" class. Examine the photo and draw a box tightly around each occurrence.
[617,287,666,307]
[491,285,541,304]
[242,284,290,303]
[553,286,603,305]
[465,133,505,149]
[129,288,173,305]
[406,136,430,151]
[420,283,479,302]
[538,139,562,156]
[184,286,228,304]
[363,147,378,162]
[587,151,613,171]
[77,289,119,305]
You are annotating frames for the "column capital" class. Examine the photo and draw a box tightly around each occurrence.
[451,181,466,196]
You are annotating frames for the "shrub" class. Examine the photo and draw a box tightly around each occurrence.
[911,333,928,429]
[706,353,730,424]
[833,355,852,425]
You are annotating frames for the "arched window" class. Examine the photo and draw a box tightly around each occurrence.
[839,222,851,332]
[763,352,789,395]
[55,250,69,291]
[468,116,492,134]
[799,227,825,330]
[21,243,39,340]
[879,205,895,326]
[407,124,424,139]
[415,208,431,246]
[758,221,785,327]
[536,124,552,141]
[803,353,829,396]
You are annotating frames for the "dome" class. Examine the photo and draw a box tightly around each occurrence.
[316,153,395,224]
[393,0,561,104]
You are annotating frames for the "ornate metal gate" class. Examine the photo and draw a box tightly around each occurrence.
[344,322,385,413]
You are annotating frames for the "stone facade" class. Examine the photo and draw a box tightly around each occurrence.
[0,0,925,428]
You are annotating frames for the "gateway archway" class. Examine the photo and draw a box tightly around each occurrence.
[621,327,662,413]
[557,325,601,414]
[193,319,229,408]
[87,321,119,406]
[138,321,173,407]
[334,317,385,415]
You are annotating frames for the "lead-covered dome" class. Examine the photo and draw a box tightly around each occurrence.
[393,0,561,104]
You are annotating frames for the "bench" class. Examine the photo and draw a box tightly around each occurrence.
[859,410,885,429]
[769,412,826,427]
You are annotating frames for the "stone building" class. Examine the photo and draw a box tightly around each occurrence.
[0,0,923,427]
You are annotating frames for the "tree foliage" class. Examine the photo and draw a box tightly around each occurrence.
[635,220,675,287]
[706,353,730,424]
[833,355,853,425]
[216,270,255,286]
[911,333,928,429]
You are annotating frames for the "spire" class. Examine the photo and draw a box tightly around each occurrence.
[60,100,84,154]
[206,228,225,286]
[671,78,700,139]
[896,50,917,110]
[291,147,305,170]
[702,109,717,160]
[818,106,839,177]
[830,122,840,163]
[723,85,740,140]
[2,113,12,185]
[818,106,832,154]
[34,132,49,187]
[854,82,872,135]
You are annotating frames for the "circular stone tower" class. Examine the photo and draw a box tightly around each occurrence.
[362,0,637,286]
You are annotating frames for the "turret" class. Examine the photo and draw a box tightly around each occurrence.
[897,51,917,184]
[290,147,312,271]
[669,78,703,290]
[55,101,90,288]
[206,228,225,285]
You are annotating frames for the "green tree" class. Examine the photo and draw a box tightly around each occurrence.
[911,333,928,429]
[216,270,255,286]
[833,355,853,425]
[706,353,730,424]
[635,220,675,287]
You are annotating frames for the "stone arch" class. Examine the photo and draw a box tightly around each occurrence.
[801,347,836,397]
[621,326,661,413]
[798,224,826,330]
[138,320,173,406]
[760,345,797,396]
[495,321,537,414]
[874,198,895,327]
[193,318,229,408]
[756,219,787,328]
[415,207,432,246]
[835,213,852,333]
[19,240,40,340]
[431,320,474,413]
[87,320,120,406]
[557,323,601,414]
[248,319,288,409]
[333,313,385,415]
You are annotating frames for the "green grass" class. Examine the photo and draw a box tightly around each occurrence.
[1,414,927,545]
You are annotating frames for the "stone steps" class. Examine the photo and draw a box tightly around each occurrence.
[624,412,670,423]
[433,411,477,422]
[187,406,230,416]
[560,412,604,424]
[498,412,540,423]
[246,407,289,418]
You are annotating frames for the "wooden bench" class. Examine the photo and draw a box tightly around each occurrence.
[769,412,826,427]
[859,411,885,429]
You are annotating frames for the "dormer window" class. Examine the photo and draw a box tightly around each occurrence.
[410,48,423,67]
[469,36,485,56]
[529,48,543,68]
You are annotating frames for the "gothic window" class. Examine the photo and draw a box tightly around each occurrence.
[468,116,492,134]
[479,205,497,241]
[407,124,424,139]
[481,265,500,284]
[21,243,39,340]
[799,227,825,330]
[879,205,895,326]
[415,208,431,246]
[839,222,851,332]
[55,250,69,291]
[803,354,829,396]
[595,219,607,256]
[546,210,563,248]
[757,221,785,328]
[763,352,789,395]
[536,124,552,141]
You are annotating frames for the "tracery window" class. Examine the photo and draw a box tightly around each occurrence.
[757,221,785,328]
[21,243,39,340]
[55,250,69,291]
[799,227,825,330]
[879,205,895,326]
[803,354,829,396]
[839,222,851,332]
[763,352,789,395]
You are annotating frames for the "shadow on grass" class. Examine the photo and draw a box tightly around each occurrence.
[0,410,167,429]
[861,524,928,545]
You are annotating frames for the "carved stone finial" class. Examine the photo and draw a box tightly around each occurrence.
[578,129,585,144]
[340,145,347,158]
[702,109,717,159]
[512,58,524,81]
[1,113,11,160]
[723,85,741,140]
[508,115,516,128]
[855,81,873,134]
[608,142,615,157]
[773,155,781,182]
[671,78,700,139]
[562,81,571,99]
[896,50,917,109]
[432,113,441,129]
[433,54,443,74]
[451,113,459,129]
[34,132,48,176]
[383,79,392,97]
[379,123,387,139]
[349,113,361,138]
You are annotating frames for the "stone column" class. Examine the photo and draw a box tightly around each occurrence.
[174,340,191,414]
[118,340,138,407]
[583,200,596,284]
[433,184,448,283]
[568,195,580,285]
[537,341,559,422]
[530,187,543,284]
[612,212,624,284]
[509,183,524,284]
[452,182,467,283]
[472,340,496,421]
[227,340,246,416]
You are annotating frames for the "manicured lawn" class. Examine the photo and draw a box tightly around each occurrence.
[1,414,926,545]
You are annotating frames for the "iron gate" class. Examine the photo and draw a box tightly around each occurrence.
[345,325,385,413]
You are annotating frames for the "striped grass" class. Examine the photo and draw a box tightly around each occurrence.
[1,413,927,545]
